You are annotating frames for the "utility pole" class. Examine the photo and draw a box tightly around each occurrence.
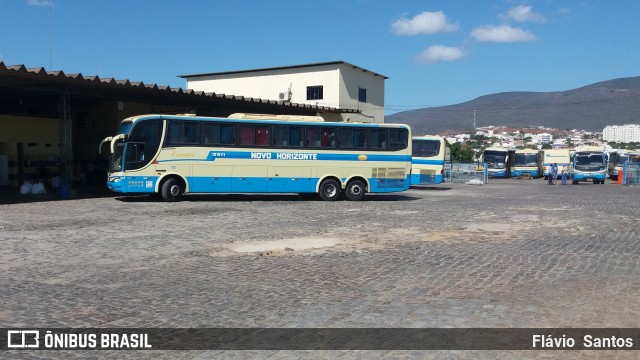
[473,110,476,130]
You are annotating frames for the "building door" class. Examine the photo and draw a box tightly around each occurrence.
[17,143,24,186]
[0,154,8,186]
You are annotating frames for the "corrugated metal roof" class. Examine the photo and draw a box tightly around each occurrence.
[178,60,389,79]
[0,62,354,113]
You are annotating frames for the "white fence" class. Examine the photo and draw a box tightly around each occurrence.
[445,163,488,184]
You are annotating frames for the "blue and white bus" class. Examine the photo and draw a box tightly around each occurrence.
[608,150,640,181]
[99,114,412,201]
[512,149,543,178]
[571,146,607,184]
[410,135,450,185]
[482,147,515,178]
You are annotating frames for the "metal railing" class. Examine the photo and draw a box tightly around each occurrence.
[445,163,488,184]
[622,161,640,185]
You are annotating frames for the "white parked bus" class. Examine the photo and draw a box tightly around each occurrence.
[608,150,640,181]
[410,135,450,185]
[99,114,412,201]
[482,147,515,178]
[571,145,607,184]
[512,149,543,178]
[542,149,570,180]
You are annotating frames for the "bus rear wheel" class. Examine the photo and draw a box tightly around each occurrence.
[318,179,341,201]
[345,179,366,201]
[161,178,184,202]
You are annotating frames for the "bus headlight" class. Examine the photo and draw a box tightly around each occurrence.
[109,176,124,183]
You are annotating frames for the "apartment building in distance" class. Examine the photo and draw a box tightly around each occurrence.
[603,124,640,143]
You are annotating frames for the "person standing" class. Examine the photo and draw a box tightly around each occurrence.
[548,163,557,184]
[551,163,558,185]
[561,165,568,185]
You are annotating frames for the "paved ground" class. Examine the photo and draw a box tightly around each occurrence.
[1,178,639,359]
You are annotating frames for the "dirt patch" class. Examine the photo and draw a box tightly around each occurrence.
[210,237,342,257]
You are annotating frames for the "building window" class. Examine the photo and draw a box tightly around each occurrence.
[307,86,323,100]
[358,87,367,103]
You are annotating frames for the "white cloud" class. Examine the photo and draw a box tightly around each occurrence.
[506,5,545,23]
[28,0,51,7]
[471,25,537,42]
[416,45,466,64]
[391,11,459,36]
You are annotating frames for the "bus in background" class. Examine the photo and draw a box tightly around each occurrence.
[410,135,450,185]
[482,147,515,178]
[99,114,412,201]
[512,149,543,178]
[571,145,607,184]
[608,150,640,181]
[542,149,570,180]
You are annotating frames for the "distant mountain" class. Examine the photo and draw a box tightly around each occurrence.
[385,76,640,135]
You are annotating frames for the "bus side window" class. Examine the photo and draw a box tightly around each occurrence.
[388,129,408,150]
[167,122,181,145]
[353,128,367,149]
[183,122,199,144]
[239,125,254,146]
[307,127,321,148]
[338,128,353,148]
[289,126,303,147]
[202,123,220,145]
[255,125,270,146]
[369,129,387,149]
[369,129,379,150]
[321,128,336,148]
[273,126,289,147]
[220,124,236,145]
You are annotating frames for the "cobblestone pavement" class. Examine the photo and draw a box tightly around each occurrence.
[1,179,639,359]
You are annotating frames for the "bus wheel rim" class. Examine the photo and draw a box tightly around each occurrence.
[170,185,180,196]
[325,184,337,197]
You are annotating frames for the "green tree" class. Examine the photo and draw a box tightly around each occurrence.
[450,142,475,163]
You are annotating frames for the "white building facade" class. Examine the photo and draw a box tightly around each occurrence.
[603,124,640,143]
[180,61,387,123]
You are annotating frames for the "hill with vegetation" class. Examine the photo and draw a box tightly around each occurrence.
[385,76,640,135]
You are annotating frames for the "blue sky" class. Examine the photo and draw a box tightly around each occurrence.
[1,1,639,115]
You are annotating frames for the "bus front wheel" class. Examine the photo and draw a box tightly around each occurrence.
[345,179,366,201]
[161,178,184,202]
[318,179,341,201]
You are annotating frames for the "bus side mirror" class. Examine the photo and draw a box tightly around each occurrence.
[99,136,113,154]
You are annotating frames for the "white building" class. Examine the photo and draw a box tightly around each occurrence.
[534,133,552,144]
[179,61,387,123]
[603,124,640,143]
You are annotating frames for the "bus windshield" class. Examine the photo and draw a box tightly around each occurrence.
[117,121,133,135]
[514,153,538,167]
[615,154,629,166]
[484,151,507,169]
[575,152,605,171]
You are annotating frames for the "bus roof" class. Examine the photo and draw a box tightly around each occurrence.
[484,147,514,151]
[575,145,605,152]
[119,114,410,129]
[227,113,325,122]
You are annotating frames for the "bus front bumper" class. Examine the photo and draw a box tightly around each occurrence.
[512,170,539,177]
[573,171,606,181]
[107,175,158,193]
